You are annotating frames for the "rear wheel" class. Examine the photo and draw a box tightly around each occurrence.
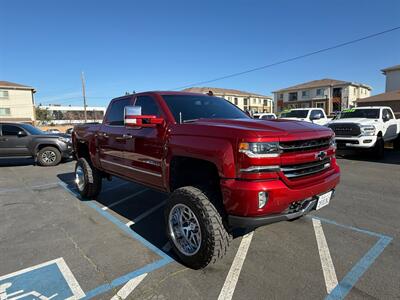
[37,146,61,166]
[75,157,102,198]
[165,186,232,269]
[372,137,384,159]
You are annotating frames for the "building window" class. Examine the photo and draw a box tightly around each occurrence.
[0,90,9,99]
[243,98,248,106]
[301,91,308,98]
[278,93,283,100]
[0,108,11,116]
[288,92,298,101]
[316,89,323,96]
[234,98,238,105]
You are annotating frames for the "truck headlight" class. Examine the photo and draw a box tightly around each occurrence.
[58,136,72,144]
[329,136,336,149]
[239,142,280,157]
[359,125,376,136]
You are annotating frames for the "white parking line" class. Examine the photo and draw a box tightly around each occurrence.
[218,231,254,300]
[102,189,148,210]
[162,242,171,252]
[133,201,166,223]
[312,218,339,294]
[110,273,147,300]
[102,181,130,193]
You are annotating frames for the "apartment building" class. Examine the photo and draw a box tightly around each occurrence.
[183,87,274,113]
[357,64,400,117]
[273,79,371,115]
[0,81,36,123]
[37,104,106,124]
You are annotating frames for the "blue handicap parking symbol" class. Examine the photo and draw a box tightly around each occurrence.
[0,258,85,300]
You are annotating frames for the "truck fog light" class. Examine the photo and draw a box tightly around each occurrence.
[363,139,372,143]
[258,191,268,208]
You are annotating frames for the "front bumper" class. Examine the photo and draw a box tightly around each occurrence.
[228,198,318,228]
[336,136,377,149]
[60,143,74,158]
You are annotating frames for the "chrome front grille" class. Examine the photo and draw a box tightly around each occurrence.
[281,158,331,179]
[279,138,330,153]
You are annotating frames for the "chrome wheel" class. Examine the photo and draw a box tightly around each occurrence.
[75,165,86,191]
[168,204,202,256]
[41,150,56,164]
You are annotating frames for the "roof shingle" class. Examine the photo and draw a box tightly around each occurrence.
[0,81,34,90]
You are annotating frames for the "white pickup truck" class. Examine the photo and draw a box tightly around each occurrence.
[327,106,400,158]
[280,108,329,126]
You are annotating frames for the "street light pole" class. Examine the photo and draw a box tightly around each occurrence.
[81,71,87,123]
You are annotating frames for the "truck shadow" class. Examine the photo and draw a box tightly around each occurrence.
[337,149,400,165]
[57,172,248,262]
[0,158,35,167]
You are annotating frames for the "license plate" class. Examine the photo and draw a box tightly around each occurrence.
[316,191,332,210]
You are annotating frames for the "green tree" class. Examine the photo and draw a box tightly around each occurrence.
[35,107,52,123]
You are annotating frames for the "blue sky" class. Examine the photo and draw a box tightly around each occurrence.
[1,0,399,107]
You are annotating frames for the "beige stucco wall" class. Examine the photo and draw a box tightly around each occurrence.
[385,70,400,92]
[0,88,35,121]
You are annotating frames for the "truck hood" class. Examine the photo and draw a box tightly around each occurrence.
[175,118,332,138]
[328,118,377,126]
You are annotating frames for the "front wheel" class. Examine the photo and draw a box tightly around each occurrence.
[165,186,232,269]
[372,137,384,159]
[75,158,102,198]
[37,146,61,166]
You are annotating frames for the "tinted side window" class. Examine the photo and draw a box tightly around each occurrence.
[384,109,394,119]
[2,125,23,136]
[135,95,161,117]
[106,98,131,125]
[310,110,322,118]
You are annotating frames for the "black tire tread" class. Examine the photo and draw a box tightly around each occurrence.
[76,157,102,198]
[37,146,62,166]
[166,186,232,269]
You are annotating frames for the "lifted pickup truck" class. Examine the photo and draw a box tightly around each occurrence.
[72,91,340,269]
[327,106,400,158]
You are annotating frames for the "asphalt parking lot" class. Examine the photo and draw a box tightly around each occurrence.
[0,151,399,300]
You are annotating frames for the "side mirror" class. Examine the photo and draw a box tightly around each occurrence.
[17,131,27,137]
[124,106,164,128]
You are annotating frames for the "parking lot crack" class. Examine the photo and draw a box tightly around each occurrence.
[56,224,119,295]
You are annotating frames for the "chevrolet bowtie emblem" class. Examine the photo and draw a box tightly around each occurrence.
[315,151,327,161]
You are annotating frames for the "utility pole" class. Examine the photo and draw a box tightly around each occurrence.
[81,71,87,123]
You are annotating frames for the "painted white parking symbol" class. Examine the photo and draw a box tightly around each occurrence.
[0,258,85,300]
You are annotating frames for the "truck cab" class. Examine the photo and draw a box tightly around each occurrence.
[280,108,329,125]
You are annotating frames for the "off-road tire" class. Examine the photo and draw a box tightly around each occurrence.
[37,146,62,166]
[165,186,232,269]
[372,137,384,159]
[75,157,102,199]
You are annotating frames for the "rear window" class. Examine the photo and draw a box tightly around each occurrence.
[284,110,309,118]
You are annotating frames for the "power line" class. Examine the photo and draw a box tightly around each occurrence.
[171,25,400,90]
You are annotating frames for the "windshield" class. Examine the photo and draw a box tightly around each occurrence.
[283,110,309,118]
[162,95,250,123]
[338,109,380,119]
[19,124,45,135]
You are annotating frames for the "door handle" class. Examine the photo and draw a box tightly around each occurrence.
[116,134,133,140]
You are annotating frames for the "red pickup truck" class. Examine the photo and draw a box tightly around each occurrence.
[72,91,340,269]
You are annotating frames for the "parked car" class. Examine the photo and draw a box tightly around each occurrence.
[0,123,73,166]
[72,91,340,269]
[253,113,277,120]
[280,108,329,125]
[327,106,400,158]
[46,128,61,134]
